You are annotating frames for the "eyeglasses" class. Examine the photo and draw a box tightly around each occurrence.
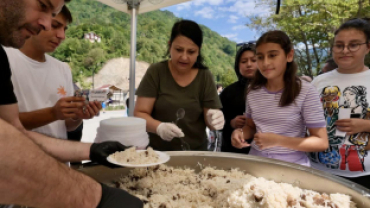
[332,42,368,53]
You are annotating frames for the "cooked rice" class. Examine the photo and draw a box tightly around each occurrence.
[110,147,159,165]
[115,165,356,208]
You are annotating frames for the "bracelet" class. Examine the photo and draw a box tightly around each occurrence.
[70,117,79,122]
[238,128,244,138]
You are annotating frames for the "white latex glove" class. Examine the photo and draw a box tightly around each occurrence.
[156,123,185,141]
[206,109,225,130]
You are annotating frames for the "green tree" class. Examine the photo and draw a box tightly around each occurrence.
[219,69,237,87]
[247,0,370,76]
[53,0,237,83]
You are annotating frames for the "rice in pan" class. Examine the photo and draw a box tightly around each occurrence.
[115,164,356,208]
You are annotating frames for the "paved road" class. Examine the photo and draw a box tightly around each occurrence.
[81,110,128,143]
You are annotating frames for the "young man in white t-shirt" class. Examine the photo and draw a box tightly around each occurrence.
[5,6,100,140]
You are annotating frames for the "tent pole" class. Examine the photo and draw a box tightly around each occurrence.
[128,6,137,117]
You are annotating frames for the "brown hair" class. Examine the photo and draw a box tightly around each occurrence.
[249,30,301,107]
[335,18,370,42]
[59,5,73,24]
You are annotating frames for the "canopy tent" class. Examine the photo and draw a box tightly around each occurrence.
[94,0,190,116]
[95,0,189,14]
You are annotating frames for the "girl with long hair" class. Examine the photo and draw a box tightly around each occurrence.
[231,30,328,166]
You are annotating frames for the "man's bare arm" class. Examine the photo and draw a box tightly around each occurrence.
[0,103,90,162]
[26,130,91,162]
[0,118,101,208]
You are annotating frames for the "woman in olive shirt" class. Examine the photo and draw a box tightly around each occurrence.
[134,20,224,151]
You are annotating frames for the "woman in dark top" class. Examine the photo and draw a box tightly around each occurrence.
[134,20,223,151]
[220,42,257,153]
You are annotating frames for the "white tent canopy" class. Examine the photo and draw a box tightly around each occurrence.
[95,0,189,14]
[94,0,190,116]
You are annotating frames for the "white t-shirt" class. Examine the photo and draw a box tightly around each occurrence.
[310,69,370,177]
[5,47,74,139]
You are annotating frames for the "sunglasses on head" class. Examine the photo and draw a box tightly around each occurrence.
[236,41,256,52]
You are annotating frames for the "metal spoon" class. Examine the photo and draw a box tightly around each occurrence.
[175,108,190,151]
[176,108,185,124]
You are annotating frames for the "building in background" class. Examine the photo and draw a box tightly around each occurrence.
[84,32,101,43]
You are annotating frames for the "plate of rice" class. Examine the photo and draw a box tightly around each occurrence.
[107,147,170,168]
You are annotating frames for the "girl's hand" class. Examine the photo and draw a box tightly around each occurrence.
[254,132,281,150]
[231,129,250,149]
[336,119,370,135]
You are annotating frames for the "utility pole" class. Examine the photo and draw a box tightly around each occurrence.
[92,67,95,89]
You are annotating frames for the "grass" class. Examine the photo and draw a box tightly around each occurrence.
[105,105,126,111]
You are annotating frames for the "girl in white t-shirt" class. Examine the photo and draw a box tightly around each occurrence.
[309,18,370,189]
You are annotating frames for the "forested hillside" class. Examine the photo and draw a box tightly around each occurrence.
[51,0,238,86]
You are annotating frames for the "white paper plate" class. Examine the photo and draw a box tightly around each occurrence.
[107,150,170,168]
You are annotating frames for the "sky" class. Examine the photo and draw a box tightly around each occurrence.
[162,0,271,44]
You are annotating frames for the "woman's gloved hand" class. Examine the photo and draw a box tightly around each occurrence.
[206,109,225,130]
[156,123,184,141]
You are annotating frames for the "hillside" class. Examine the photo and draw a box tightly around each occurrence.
[84,57,150,91]
[51,0,238,87]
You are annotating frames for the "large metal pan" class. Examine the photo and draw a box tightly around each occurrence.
[76,151,370,207]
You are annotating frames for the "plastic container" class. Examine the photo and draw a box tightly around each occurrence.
[95,117,149,149]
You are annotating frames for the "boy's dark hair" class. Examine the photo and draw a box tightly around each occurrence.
[249,30,301,107]
[335,18,370,42]
[60,5,73,24]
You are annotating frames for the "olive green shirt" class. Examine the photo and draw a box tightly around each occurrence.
[136,60,222,151]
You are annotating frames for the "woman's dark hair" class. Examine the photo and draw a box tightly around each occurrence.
[249,30,301,107]
[235,42,256,80]
[325,58,338,70]
[167,20,208,69]
[318,58,338,75]
[335,18,370,42]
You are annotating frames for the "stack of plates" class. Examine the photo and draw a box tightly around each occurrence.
[95,117,149,149]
